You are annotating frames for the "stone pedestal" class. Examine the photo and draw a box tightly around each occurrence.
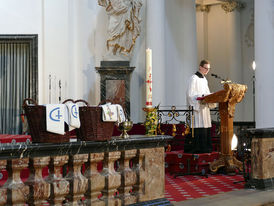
[246,128,274,189]
[96,61,135,118]
[140,147,165,202]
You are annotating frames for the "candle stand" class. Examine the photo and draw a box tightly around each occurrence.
[143,107,158,136]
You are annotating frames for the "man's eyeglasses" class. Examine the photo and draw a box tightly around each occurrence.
[201,66,210,70]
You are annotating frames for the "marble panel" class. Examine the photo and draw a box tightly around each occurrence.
[251,137,274,179]
[140,147,165,202]
[106,79,126,109]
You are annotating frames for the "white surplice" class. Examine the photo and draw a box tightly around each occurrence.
[186,72,216,128]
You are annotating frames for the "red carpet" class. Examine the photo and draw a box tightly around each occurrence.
[165,173,244,202]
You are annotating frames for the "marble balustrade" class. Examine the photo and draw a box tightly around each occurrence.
[0,135,171,205]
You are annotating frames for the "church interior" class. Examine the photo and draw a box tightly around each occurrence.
[0,0,274,205]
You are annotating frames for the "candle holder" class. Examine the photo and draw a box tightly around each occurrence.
[143,107,158,136]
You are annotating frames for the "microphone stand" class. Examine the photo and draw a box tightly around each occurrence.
[211,73,231,84]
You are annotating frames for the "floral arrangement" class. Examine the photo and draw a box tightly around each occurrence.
[144,107,158,136]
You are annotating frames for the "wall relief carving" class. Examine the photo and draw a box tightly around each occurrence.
[196,4,210,12]
[221,0,245,13]
[98,0,143,60]
[245,10,254,48]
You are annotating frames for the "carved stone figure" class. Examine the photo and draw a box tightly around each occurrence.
[98,0,142,59]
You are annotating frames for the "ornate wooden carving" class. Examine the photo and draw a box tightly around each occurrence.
[204,83,247,173]
[221,0,245,13]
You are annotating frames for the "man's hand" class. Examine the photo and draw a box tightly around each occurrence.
[200,99,207,105]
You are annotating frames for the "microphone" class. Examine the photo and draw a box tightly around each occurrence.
[211,73,218,78]
[211,73,231,83]
[211,73,224,81]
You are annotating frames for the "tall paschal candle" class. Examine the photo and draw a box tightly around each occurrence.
[146,48,152,108]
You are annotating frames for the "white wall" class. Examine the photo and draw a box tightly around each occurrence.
[0,0,103,105]
[131,0,198,122]
[0,0,199,123]
[196,1,254,121]
[43,0,70,104]
[43,0,107,105]
[0,0,43,101]
[68,0,104,105]
[196,10,208,62]
[164,0,198,106]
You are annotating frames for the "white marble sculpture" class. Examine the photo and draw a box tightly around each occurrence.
[98,0,143,60]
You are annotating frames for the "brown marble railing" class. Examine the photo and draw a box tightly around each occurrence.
[0,135,171,205]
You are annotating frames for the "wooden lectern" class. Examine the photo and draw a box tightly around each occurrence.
[203,83,247,173]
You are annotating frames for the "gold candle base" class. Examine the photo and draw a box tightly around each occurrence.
[143,107,158,136]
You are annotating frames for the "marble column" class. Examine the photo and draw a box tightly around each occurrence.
[254,0,274,128]
[225,9,244,121]
[146,0,166,106]
[196,5,209,62]
[164,0,198,105]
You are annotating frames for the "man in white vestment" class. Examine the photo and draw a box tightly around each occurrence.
[186,60,216,153]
